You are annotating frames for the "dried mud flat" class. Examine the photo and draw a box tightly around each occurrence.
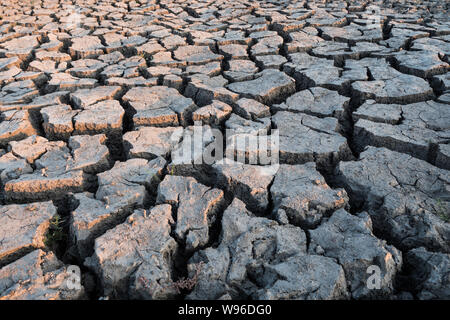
[0,0,449,300]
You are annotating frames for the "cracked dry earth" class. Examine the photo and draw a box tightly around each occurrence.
[0,0,449,301]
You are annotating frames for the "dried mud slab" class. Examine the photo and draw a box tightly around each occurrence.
[271,162,349,228]
[156,175,225,252]
[187,198,349,300]
[85,205,177,299]
[336,147,450,253]
[0,250,85,300]
[0,201,56,266]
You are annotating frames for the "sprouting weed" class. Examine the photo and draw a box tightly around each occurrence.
[44,214,66,250]
[435,199,449,223]
[138,52,147,60]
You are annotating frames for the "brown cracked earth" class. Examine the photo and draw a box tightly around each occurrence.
[0,0,449,300]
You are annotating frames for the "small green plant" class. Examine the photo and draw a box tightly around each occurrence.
[138,52,147,60]
[435,199,449,223]
[44,214,66,250]
[152,174,161,183]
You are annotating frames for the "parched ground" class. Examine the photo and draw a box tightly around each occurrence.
[0,0,449,300]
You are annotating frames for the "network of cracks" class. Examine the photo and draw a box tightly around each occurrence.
[0,0,449,300]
